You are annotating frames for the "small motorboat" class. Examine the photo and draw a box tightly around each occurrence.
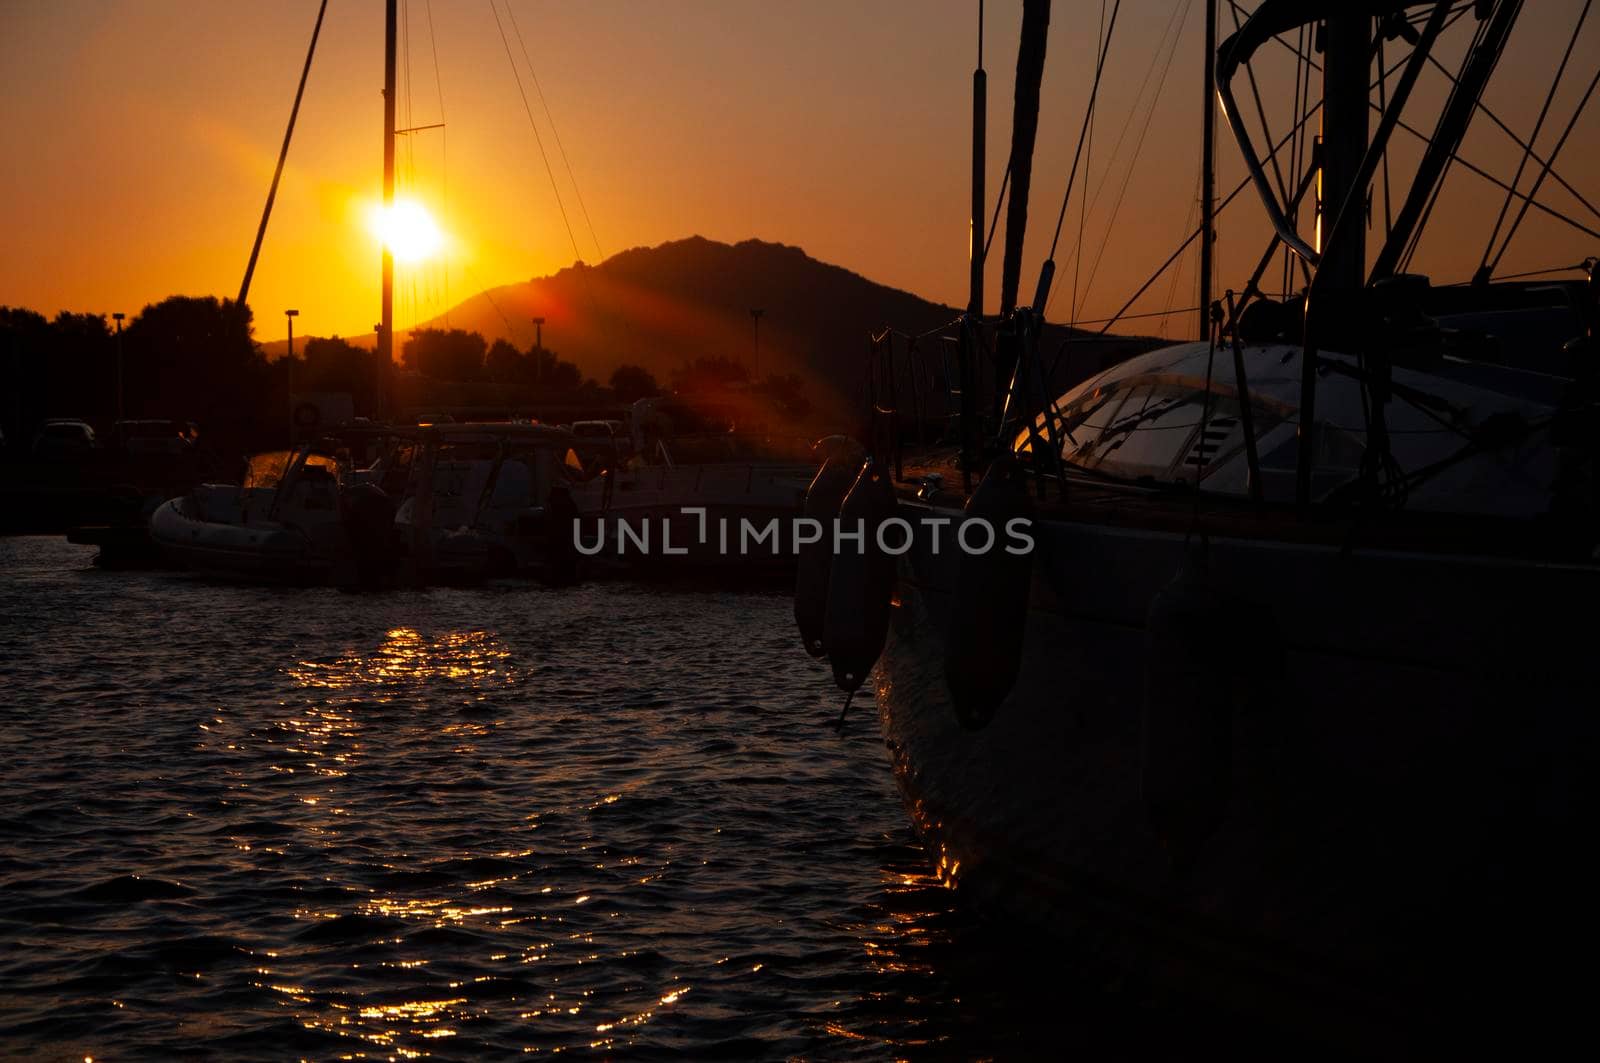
[394,422,587,585]
[149,433,407,585]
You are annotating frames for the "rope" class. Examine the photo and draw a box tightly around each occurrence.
[1061,0,1194,323]
[983,162,1011,263]
[834,689,855,732]
[1397,6,1503,274]
[1096,100,1324,336]
[1072,0,1109,322]
[1385,108,1600,245]
[1046,0,1121,259]
[503,0,606,262]
[424,0,450,321]
[237,0,328,308]
[1421,51,1600,225]
[1478,0,1593,280]
[1486,58,1600,275]
[1056,0,1196,321]
[488,0,585,268]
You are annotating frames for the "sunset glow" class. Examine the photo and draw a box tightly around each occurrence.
[370,200,444,264]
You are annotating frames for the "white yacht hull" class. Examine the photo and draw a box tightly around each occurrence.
[876,501,1597,1037]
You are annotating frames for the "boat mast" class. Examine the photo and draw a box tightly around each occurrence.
[1295,12,1371,508]
[1317,13,1372,292]
[969,1,986,317]
[379,0,398,417]
[1199,0,1217,341]
[999,0,1052,316]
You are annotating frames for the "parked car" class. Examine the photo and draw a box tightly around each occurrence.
[32,419,96,459]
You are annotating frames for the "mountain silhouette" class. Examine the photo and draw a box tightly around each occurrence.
[405,236,1139,417]
[265,237,1151,419]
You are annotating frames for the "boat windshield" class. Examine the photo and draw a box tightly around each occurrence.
[243,451,295,489]
[242,449,342,489]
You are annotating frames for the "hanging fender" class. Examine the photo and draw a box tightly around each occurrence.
[794,453,861,657]
[823,459,899,693]
[944,455,1036,730]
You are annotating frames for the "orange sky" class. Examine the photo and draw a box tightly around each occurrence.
[2,1,1597,348]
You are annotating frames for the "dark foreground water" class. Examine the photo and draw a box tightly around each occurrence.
[2,536,1159,1060]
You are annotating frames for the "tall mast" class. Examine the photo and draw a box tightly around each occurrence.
[379,0,397,413]
[1199,0,1217,340]
[969,1,986,316]
[1316,13,1371,292]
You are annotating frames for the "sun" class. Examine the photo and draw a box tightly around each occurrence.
[369,199,444,263]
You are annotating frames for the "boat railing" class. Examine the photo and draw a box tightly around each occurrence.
[867,322,959,484]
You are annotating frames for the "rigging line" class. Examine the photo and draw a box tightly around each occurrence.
[1074,0,1108,322]
[487,0,584,267]
[1398,4,1506,273]
[238,0,328,307]
[1447,261,1591,283]
[1228,0,1291,206]
[458,262,520,342]
[424,0,449,320]
[1048,0,1188,318]
[1046,0,1122,258]
[1162,171,1202,339]
[1078,0,1186,227]
[1097,100,1323,336]
[1072,58,1096,322]
[1489,59,1600,272]
[1479,0,1593,275]
[1068,0,1194,324]
[1285,21,1308,299]
[983,161,1011,262]
[504,0,604,262]
[1378,35,1393,236]
[402,0,416,178]
[1384,107,1600,243]
[1420,52,1600,223]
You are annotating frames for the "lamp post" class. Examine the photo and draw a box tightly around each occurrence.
[531,316,545,352]
[374,324,383,420]
[750,308,765,383]
[111,312,125,421]
[286,309,299,443]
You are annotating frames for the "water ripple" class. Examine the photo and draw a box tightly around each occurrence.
[0,536,1224,1060]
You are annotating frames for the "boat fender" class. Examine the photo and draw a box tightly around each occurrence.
[944,455,1035,729]
[823,459,898,693]
[1140,556,1242,862]
[794,453,862,656]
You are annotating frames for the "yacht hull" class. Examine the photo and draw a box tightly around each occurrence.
[877,500,1597,1037]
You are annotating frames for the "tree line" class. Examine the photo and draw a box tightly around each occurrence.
[2,294,811,455]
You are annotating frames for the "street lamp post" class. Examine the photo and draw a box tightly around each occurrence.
[374,324,383,420]
[750,308,765,383]
[286,309,299,443]
[531,317,547,390]
[111,312,125,421]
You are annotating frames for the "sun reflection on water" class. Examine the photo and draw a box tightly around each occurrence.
[288,627,521,700]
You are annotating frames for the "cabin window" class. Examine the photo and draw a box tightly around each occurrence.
[1017,377,1286,485]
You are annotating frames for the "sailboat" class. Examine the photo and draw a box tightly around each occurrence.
[808,0,1600,1040]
